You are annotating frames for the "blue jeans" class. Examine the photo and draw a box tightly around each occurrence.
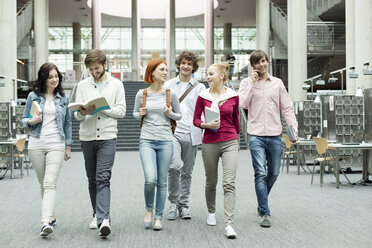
[248,135,282,216]
[139,139,173,220]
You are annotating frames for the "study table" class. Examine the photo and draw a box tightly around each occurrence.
[294,139,316,175]
[0,138,18,179]
[327,142,372,188]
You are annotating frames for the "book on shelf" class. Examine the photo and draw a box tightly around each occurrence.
[205,107,220,132]
[286,125,297,142]
[28,101,42,128]
[68,96,111,115]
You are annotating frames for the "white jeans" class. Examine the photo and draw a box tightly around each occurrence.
[28,149,65,223]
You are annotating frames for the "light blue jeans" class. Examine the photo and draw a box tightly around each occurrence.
[248,135,282,217]
[139,139,173,220]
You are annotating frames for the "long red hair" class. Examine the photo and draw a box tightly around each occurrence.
[144,59,166,84]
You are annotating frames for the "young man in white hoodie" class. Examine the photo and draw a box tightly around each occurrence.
[165,51,206,220]
[75,49,126,237]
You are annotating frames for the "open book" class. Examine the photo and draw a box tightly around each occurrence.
[205,107,220,132]
[68,96,110,115]
[28,101,42,128]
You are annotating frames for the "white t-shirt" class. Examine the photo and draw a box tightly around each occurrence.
[28,101,65,150]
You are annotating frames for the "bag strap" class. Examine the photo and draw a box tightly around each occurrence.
[166,88,170,107]
[178,81,199,103]
[140,89,148,128]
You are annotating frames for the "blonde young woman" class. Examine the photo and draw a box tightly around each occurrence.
[133,59,181,231]
[193,63,240,239]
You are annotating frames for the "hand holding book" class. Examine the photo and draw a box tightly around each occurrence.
[68,96,110,115]
[286,125,298,142]
[80,105,96,115]
[205,107,220,132]
[28,101,42,128]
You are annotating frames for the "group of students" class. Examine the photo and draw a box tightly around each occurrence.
[21,48,297,239]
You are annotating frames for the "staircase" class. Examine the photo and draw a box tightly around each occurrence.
[17,0,33,47]
[71,81,247,151]
[270,1,345,55]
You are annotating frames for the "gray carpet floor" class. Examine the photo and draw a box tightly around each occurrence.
[0,150,371,248]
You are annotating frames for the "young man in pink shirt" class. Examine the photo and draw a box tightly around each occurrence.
[238,50,298,228]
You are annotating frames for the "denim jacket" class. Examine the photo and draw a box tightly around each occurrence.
[22,91,73,146]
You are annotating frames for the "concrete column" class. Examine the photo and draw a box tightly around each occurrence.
[73,22,82,79]
[223,23,232,53]
[34,0,49,76]
[0,0,17,101]
[287,0,307,101]
[131,0,141,80]
[256,0,270,54]
[92,0,101,49]
[131,0,138,80]
[204,0,214,70]
[166,0,176,79]
[346,0,356,94]
[355,0,372,90]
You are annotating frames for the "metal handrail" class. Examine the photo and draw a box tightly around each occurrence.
[16,1,31,16]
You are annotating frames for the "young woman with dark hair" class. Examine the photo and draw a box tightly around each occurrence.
[22,62,72,237]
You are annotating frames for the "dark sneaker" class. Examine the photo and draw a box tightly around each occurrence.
[40,225,53,237]
[49,219,56,227]
[179,208,192,219]
[167,203,177,220]
[260,215,271,228]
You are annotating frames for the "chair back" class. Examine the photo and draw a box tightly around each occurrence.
[15,138,26,152]
[282,134,293,149]
[313,137,328,155]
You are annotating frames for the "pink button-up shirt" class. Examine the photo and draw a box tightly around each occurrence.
[238,74,297,136]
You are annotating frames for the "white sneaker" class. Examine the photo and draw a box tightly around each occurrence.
[89,214,98,229]
[207,213,216,226]
[99,219,111,237]
[40,225,53,237]
[225,225,237,239]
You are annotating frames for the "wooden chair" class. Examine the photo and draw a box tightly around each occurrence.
[282,134,299,174]
[311,137,351,187]
[0,138,27,178]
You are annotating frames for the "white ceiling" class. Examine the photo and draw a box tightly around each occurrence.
[49,0,256,27]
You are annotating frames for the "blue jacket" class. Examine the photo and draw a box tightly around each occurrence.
[22,91,73,146]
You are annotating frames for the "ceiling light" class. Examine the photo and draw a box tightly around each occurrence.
[349,66,358,78]
[328,75,338,83]
[363,62,372,75]
[302,83,310,90]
